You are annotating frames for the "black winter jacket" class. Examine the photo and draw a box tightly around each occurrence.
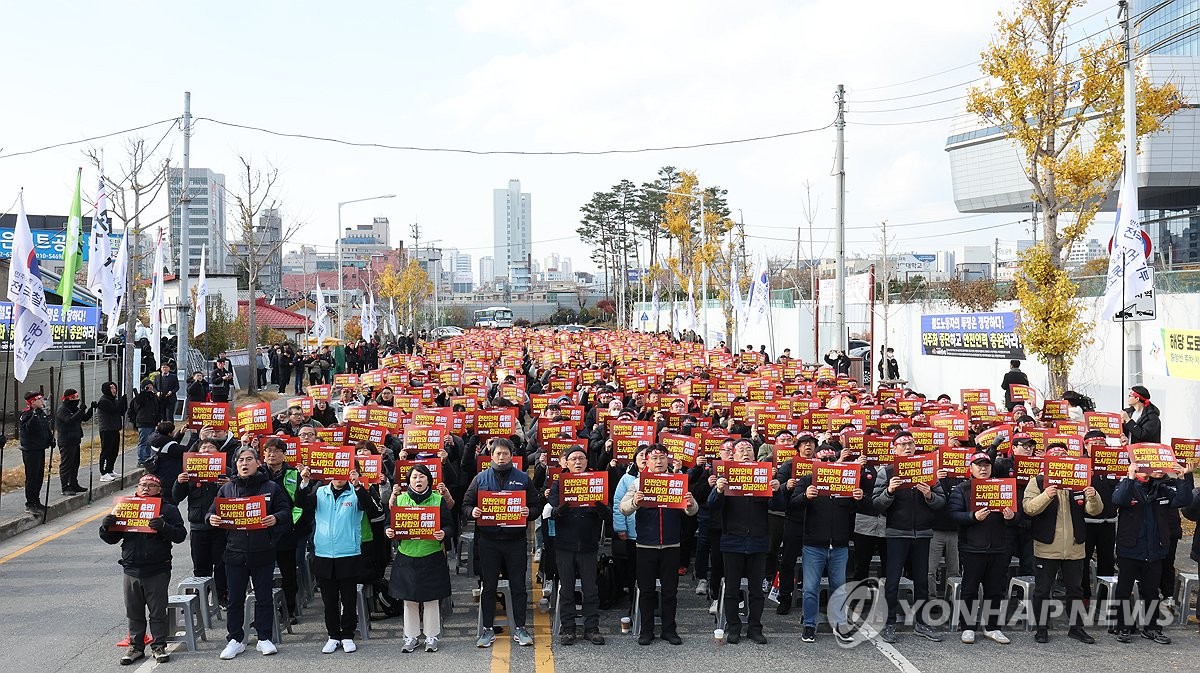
[791,475,858,547]
[17,407,53,451]
[127,390,161,428]
[1122,403,1161,444]
[948,480,1018,554]
[99,500,187,577]
[872,464,946,537]
[548,478,610,553]
[172,477,226,529]
[54,400,93,444]
[207,470,292,567]
[96,383,127,433]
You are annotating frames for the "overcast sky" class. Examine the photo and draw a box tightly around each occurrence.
[0,0,1125,274]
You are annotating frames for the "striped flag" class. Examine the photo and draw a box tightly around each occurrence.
[7,192,54,380]
[57,168,84,311]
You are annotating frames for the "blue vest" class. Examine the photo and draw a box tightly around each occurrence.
[313,485,362,558]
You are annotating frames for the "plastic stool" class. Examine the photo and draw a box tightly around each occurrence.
[551,578,584,636]
[165,594,206,652]
[1176,572,1199,626]
[178,576,221,629]
[1005,576,1035,630]
[477,579,515,634]
[356,584,372,639]
[897,577,915,603]
[716,578,749,631]
[631,579,663,633]
[244,587,289,643]
[944,576,964,629]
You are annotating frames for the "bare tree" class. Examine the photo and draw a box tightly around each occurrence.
[229,157,301,394]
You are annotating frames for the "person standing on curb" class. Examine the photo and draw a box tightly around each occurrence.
[54,388,93,495]
[18,391,53,514]
[153,363,180,422]
[99,474,187,665]
[127,381,161,466]
[96,382,128,482]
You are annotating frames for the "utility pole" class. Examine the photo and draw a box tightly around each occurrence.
[1121,0,1143,388]
[176,92,192,411]
[993,237,1000,280]
[834,84,847,350]
[879,220,891,371]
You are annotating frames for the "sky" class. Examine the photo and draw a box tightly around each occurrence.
[0,0,1129,277]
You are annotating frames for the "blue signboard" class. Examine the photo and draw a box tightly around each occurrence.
[0,228,121,262]
[0,302,102,350]
[920,311,1025,360]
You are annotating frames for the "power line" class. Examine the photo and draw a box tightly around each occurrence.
[743,218,1029,245]
[0,118,180,161]
[193,117,836,156]
[743,212,989,231]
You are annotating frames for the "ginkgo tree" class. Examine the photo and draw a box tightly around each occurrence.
[378,260,433,331]
[966,0,1181,395]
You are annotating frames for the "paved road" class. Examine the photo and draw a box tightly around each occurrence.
[2,497,1197,672]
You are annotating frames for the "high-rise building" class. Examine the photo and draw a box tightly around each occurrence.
[561,256,572,274]
[479,256,495,287]
[168,167,227,274]
[493,179,532,292]
[340,216,391,265]
[544,253,560,272]
[226,208,284,294]
[443,248,473,293]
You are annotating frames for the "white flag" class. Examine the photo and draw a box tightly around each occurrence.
[193,245,208,337]
[389,297,398,337]
[729,266,744,332]
[685,279,697,333]
[1101,169,1153,320]
[7,193,54,381]
[312,280,327,346]
[87,164,115,309]
[746,255,770,327]
[651,281,660,330]
[149,229,166,367]
[106,231,129,337]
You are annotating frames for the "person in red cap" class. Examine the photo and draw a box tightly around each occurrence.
[99,473,187,664]
[948,452,1016,645]
[17,391,53,514]
[1121,385,1161,444]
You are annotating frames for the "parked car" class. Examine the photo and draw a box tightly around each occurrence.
[558,324,588,333]
[430,326,465,340]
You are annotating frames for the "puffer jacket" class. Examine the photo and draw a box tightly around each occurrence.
[54,400,93,443]
[549,477,610,553]
[95,383,127,433]
[99,500,187,577]
[872,464,947,538]
[1122,403,1161,444]
[207,470,291,567]
[1113,473,1194,562]
[612,472,639,540]
[947,480,1017,554]
[172,477,225,530]
[1023,476,1103,560]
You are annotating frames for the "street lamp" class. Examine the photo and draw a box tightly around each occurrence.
[642,186,706,343]
[336,193,396,340]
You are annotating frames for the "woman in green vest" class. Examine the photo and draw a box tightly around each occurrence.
[385,463,453,653]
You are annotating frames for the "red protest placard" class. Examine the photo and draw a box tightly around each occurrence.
[537,421,576,448]
[863,435,895,465]
[288,396,315,416]
[939,448,973,478]
[235,402,272,434]
[333,373,359,387]
[1129,443,1181,474]
[410,407,452,430]
[363,405,404,431]
[909,427,949,453]
[971,478,1017,511]
[314,426,346,444]
[186,402,231,431]
[477,490,527,527]
[307,446,354,480]
[546,438,584,466]
[638,472,687,509]
[659,432,701,468]
[390,506,440,539]
[715,460,774,496]
[394,458,442,490]
[1084,412,1123,438]
[473,408,520,438]
[1041,400,1070,420]
[1091,447,1131,478]
[929,412,970,440]
[1043,456,1092,490]
[307,384,332,401]
[771,442,799,467]
[183,452,226,482]
[403,424,445,455]
[346,421,388,445]
[960,389,990,405]
[356,455,383,484]
[1170,437,1200,462]
[1009,384,1036,404]
[812,461,860,497]
[110,496,161,533]
[610,420,656,463]
[213,496,268,530]
[892,454,938,487]
[791,457,814,480]
[1056,419,1086,436]
[560,471,609,505]
[1013,455,1043,482]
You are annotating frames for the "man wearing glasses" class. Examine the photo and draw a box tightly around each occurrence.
[99,474,187,665]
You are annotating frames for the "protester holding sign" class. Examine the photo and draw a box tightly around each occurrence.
[947,453,1016,645]
[792,445,864,643]
[172,439,230,607]
[613,446,649,607]
[1081,431,1119,600]
[872,431,947,643]
[99,475,187,665]
[620,444,699,646]
[689,439,734,608]
[385,463,452,653]
[1109,458,1195,644]
[707,439,779,644]
[1023,463,1103,644]
[297,460,381,655]
[207,446,291,659]
[549,446,610,645]
[771,432,818,614]
[261,437,304,622]
[462,438,540,648]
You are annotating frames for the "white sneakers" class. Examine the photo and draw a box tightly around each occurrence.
[695,579,709,596]
[322,638,356,654]
[255,640,277,655]
[983,630,1010,644]
[99,473,116,482]
[322,639,339,654]
[219,640,246,659]
[340,639,356,653]
[961,629,976,644]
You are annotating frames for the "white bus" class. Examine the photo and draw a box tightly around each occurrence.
[473,306,514,328]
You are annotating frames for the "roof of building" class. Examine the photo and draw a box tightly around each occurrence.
[237,298,308,330]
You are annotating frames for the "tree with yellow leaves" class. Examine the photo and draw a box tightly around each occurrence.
[378,260,433,331]
[966,0,1181,395]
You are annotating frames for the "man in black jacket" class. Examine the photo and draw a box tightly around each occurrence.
[209,360,235,403]
[1121,385,1161,444]
[128,381,161,466]
[99,474,187,664]
[1000,360,1029,411]
[18,391,53,513]
[549,446,610,646]
[873,431,947,643]
[172,438,230,606]
[96,382,128,481]
[54,388,93,495]
[153,364,180,422]
[948,453,1016,645]
[771,432,818,614]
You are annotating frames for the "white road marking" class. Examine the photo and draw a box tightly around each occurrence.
[857,622,924,673]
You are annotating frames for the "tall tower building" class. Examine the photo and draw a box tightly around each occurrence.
[492,179,532,292]
[479,256,495,287]
[168,167,227,274]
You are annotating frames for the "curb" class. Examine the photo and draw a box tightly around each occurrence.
[0,466,147,543]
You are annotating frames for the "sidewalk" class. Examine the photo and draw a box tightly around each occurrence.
[0,392,294,543]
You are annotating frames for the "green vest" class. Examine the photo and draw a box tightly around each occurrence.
[361,508,373,543]
[281,467,303,524]
[393,491,443,558]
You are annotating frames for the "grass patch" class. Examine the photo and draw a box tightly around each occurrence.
[1,428,139,494]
